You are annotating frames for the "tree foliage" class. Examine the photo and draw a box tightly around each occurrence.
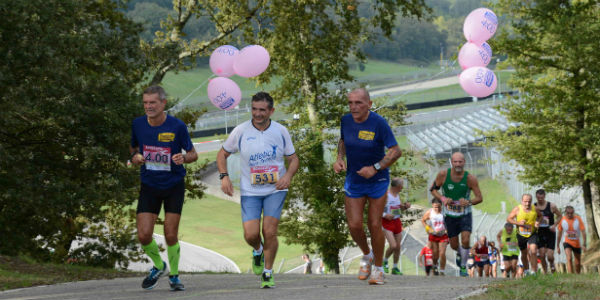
[0,0,147,264]
[485,0,600,240]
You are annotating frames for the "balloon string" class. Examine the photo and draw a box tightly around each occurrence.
[373,59,458,111]
[168,74,217,112]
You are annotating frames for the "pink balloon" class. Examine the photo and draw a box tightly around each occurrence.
[458,42,492,70]
[207,77,242,110]
[209,45,239,77]
[233,45,270,78]
[463,8,498,44]
[459,67,497,98]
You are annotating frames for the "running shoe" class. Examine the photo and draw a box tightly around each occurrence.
[438,269,445,276]
[459,266,468,277]
[261,271,275,288]
[455,252,461,267]
[252,251,264,275]
[383,260,389,273]
[141,261,168,290]
[358,256,373,280]
[433,265,439,276]
[391,267,403,275]
[169,275,185,291]
[368,268,385,285]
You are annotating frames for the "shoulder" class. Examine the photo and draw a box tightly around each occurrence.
[270,120,290,133]
[437,168,448,178]
[132,115,146,126]
[341,113,353,123]
[370,111,390,125]
[167,115,187,128]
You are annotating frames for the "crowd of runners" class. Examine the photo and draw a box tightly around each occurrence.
[129,86,589,291]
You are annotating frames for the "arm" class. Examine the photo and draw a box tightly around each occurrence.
[421,209,432,233]
[550,204,562,232]
[275,153,299,190]
[333,139,346,173]
[216,147,233,196]
[534,207,543,228]
[507,207,522,226]
[465,174,482,206]
[430,170,449,205]
[497,230,503,249]
[129,145,145,165]
[556,227,563,255]
[356,145,402,179]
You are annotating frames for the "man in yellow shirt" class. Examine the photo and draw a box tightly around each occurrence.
[507,194,542,275]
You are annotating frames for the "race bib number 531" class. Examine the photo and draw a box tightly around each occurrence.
[144,145,171,171]
[251,165,279,185]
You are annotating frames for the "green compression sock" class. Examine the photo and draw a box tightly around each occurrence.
[167,242,180,276]
[141,240,164,270]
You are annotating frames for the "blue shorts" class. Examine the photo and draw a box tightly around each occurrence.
[444,213,472,238]
[241,191,287,222]
[344,179,389,199]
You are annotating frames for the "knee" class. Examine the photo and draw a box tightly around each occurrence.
[389,243,400,251]
[368,219,382,231]
[164,233,178,246]
[262,227,278,241]
[138,231,153,245]
[348,221,364,234]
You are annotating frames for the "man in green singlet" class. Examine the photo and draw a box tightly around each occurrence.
[430,152,483,277]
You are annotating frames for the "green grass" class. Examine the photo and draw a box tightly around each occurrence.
[192,134,228,143]
[0,256,139,291]
[468,273,600,300]
[153,194,306,273]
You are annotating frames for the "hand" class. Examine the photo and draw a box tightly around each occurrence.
[275,174,292,190]
[384,214,394,220]
[131,153,145,165]
[500,243,504,250]
[459,198,470,207]
[557,247,561,255]
[333,158,347,173]
[403,203,411,210]
[172,153,185,165]
[534,221,540,228]
[220,176,234,196]
[440,197,450,206]
[517,220,526,226]
[356,165,377,179]
[550,225,556,233]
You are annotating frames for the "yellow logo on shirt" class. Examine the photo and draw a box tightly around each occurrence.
[158,132,175,142]
[358,130,375,141]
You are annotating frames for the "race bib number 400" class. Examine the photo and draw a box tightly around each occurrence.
[567,230,578,240]
[250,165,279,185]
[144,145,171,171]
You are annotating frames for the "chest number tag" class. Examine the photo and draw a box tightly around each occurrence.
[250,166,279,185]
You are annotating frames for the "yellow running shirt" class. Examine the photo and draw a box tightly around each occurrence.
[516,205,537,237]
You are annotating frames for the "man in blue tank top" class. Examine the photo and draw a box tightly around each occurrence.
[333,88,401,285]
[130,85,198,291]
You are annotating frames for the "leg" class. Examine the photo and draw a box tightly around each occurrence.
[528,243,538,272]
[546,249,555,272]
[383,229,397,261]
[431,242,439,267]
[484,263,490,277]
[574,250,582,274]
[439,241,448,271]
[163,213,181,246]
[366,194,387,267]
[345,196,369,255]
[538,247,547,273]
[262,216,279,270]
[511,259,518,278]
[492,262,497,278]
[448,236,459,251]
[460,231,471,250]
[137,213,158,245]
[392,233,402,264]
[242,219,262,250]
[565,247,574,274]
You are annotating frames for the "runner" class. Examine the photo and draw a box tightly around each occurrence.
[487,241,499,278]
[333,88,402,285]
[421,198,449,276]
[557,206,587,274]
[130,85,198,291]
[507,194,542,276]
[430,152,483,276]
[467,253,475,277]
[382,178,410,275]
[418,242,434,276]
[497,222,519,278]
[533,189,562,273]
[216,92,299,288]
[470,236,490,277]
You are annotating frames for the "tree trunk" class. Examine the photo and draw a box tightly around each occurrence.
[587,180,600,242]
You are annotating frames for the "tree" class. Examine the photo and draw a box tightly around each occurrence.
[0,0,147,264]
[486,0,600,242]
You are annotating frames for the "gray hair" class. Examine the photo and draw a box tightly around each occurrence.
[143,85,167,101]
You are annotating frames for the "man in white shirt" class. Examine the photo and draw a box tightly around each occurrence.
[216,92,299,288]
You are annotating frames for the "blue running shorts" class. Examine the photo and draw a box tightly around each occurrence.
[344,179,389,199]
[241,191,287,222]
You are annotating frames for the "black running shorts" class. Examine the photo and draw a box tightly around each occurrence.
[137,180,185,215]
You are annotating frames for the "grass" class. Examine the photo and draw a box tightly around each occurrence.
[0,256,140,291]
[152,194,306,273]
[468,273,600,300]
[192,134,228,143]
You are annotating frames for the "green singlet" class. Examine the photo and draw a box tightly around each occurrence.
[441,168,471,218]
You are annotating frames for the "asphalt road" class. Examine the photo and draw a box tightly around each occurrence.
[0,274,493,300]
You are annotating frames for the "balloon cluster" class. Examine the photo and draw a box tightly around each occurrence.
[207,45,270,110]
[458,8,498,98]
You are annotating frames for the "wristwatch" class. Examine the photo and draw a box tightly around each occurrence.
[219,173,229,180]
[373,162,381,172]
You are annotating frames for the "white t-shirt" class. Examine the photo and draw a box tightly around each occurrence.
[429,208,447,236]
[383,192,402,219]
[222,120,295,196]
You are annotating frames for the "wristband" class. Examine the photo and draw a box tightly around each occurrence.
[425,225,432,234]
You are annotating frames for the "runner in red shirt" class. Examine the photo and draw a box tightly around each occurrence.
[419,242,434,276]
[470,236,490,277]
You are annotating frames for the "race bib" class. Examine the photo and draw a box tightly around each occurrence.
[433,220,446,233]
[250,165,279,185]
[507,242,518,252]
[540,216,550,227]
[567,230,578,240]
[390,205,402,216]
[425,258,433,266]
[143,145,171,171]
[479,254,489,261]
[448,201,464,213]
[518,224,532,236]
